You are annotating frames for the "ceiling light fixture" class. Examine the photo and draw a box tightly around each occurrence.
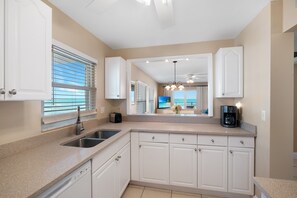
[136,0,151,6]
[146,60,150,63]
[165,59,169,62]
[165,61,184,91]
[186,74,195,84]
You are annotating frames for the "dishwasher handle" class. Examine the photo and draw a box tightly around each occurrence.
[44,178,73,198]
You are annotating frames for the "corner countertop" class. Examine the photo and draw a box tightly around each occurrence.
[0,122,255,198]
[253,177,297,198]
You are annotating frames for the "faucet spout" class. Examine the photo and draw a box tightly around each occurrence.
[76,106,84,135]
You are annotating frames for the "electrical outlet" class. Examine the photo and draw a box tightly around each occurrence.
[100,107,105,114]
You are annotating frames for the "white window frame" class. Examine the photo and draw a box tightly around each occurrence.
[42,40,98,131]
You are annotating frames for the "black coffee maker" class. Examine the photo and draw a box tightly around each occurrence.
[220,105,238,128]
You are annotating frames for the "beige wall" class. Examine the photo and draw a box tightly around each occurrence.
[0,1,114,145]
[130,64,158,114]
[234,4,272,178]
[112,40,236,118]
[270,1,294,179]
[283,0,297,32]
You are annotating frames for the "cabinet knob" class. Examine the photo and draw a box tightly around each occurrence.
[211,139,215,143]
[139,145,141,148]
[118,155,121,159]
[240,140,244,145]
[182,138,185,141]
[152,136,155,140]
[198,148,201,152]
[0,89,5,95]
[9,89,17,95]
[230,150,233,154]
[194,148,197,152]
[115,157,119,161]
[117,95,120,97]
[222,93,225,96]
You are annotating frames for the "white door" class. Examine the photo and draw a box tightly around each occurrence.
[198,146,227,192]
[92,156,117,198]
[5,0,52,100]
[221,47,243,97]
[170,144,197,188]
[105,57,120,99]
[0,0,4,100]
[139,142,169,184]
[228,147,254,195]
[118,143,131,197]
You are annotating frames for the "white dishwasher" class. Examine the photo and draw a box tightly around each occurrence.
[37,161,91,198]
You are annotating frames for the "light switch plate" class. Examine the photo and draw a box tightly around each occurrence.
[261,110,266,121]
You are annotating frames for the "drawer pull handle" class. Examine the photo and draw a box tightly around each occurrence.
[182,138,185,141]
[230,150,233,154]
[240,140,244,144]
[9,89,17,95]
[211,139,214,143]
[0,89,5,95]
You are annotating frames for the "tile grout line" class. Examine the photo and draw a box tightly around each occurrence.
[139,186,145,198]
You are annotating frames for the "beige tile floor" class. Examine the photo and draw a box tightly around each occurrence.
[121,185,225,198]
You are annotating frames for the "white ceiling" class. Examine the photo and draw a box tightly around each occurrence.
[132,55,209,83]
[49,0,270,49]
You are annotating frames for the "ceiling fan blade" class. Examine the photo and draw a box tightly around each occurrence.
[153,0,174,28]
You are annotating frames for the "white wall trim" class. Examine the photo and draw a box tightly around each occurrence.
[52,39,98,64]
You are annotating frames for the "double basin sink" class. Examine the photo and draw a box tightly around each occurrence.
[63,129,120,148]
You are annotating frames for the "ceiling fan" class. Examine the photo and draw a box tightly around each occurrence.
[185,73,208,83]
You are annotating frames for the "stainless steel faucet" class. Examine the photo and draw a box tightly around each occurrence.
[75,106,84,135]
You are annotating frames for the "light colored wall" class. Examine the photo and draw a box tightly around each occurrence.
[130,64,158,114]
[283,0,297,32]
[270,0,294,179]
[234,4,271,178]
[0,1,114,145]
[112,40,236,118]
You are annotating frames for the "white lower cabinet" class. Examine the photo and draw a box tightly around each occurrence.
[170,144,197,188]
[197,146,227,192]
[93,156,118,198]
[139,142,169,184]
[131,132,254,197]
[92,134,130,198]
[228,147,254,195]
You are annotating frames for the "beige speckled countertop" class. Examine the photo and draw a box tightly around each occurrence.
[253,177,297,198]
[0,122,255,198]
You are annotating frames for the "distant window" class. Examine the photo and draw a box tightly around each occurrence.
[172,90,197,109]
[43,45,96,117]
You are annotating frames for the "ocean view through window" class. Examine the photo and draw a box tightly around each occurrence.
[43,45,96,117]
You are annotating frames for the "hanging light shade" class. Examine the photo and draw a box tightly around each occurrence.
[164,61,184,91]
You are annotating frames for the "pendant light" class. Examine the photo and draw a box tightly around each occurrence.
[165,61,184,91]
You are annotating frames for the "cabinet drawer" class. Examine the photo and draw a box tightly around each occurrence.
[228,137,254,148]
[170,134,197,144]
[139,132,169,143]
[198,135,227,146]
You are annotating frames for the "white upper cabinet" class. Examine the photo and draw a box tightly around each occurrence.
[215,46,243,98]
[0,0,52,101]
[105,57,127,99]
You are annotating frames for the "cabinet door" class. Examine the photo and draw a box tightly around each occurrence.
[170,144,197,188]
[139,142,169,184]
[92,156,117,198]
[228,147,254,195]
[119,57,126,99]
[118,143,131,197]
[216,46,243,98]
[5,0,52,100]
[198,146,227,192]
[0,0,4,100]
[105,57,120,99]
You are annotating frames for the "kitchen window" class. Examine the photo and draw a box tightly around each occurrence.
[42,41,97,130]
[172,90,197,109]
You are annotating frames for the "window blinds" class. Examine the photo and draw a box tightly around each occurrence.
[136,81,146,114]
[43,46,96,116]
